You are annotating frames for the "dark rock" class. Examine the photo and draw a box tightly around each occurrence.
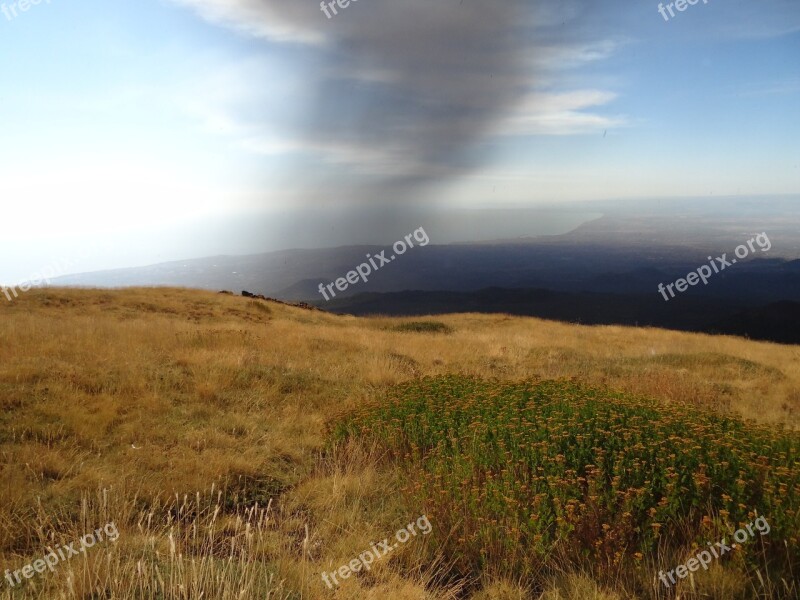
[238,290,324,312]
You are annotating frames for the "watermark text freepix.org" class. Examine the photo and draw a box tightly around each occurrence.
[2,257,73,302]
[317,227,429,302]
[320,0,358,19]
[2,0,52,22]
[658,515,770,588]
[658,232,770,302]
[657,0,709,22]
[321,515,432,588]
[4,521,119,588]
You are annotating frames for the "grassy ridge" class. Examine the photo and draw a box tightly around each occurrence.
[4,288,800,599]
[333,376,800,594]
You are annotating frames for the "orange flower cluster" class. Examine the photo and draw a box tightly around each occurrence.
[333,376,800,582]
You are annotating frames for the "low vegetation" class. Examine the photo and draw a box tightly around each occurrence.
[333,376,800,596]
[1,288,798,599]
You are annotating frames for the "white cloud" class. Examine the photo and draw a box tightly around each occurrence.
[495,90,627,136]
[169,0,325,45]
[529,38,630,71]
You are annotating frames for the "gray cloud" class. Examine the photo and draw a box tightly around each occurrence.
[171,0,624,204]
[302,0,534,189]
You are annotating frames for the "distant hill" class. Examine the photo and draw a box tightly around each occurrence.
[324,287,800,345]
[711,301,800,344]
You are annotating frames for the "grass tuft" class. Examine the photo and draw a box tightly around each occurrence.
[392,322,454,334]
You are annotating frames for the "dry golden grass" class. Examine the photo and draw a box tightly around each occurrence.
[0,287,797,599]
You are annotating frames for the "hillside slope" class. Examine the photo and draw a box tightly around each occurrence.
[0,288,797,599]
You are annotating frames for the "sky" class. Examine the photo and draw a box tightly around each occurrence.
[0,0,798,282]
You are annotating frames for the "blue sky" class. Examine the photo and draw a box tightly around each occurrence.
[0,0,798,282]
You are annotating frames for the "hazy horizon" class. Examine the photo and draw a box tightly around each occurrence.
[6,194,800,285]
[2,0,798,285]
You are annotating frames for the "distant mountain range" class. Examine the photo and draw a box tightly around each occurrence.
[51,206,800,344]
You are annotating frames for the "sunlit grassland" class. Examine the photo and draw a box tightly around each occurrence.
[0,287,798,599]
